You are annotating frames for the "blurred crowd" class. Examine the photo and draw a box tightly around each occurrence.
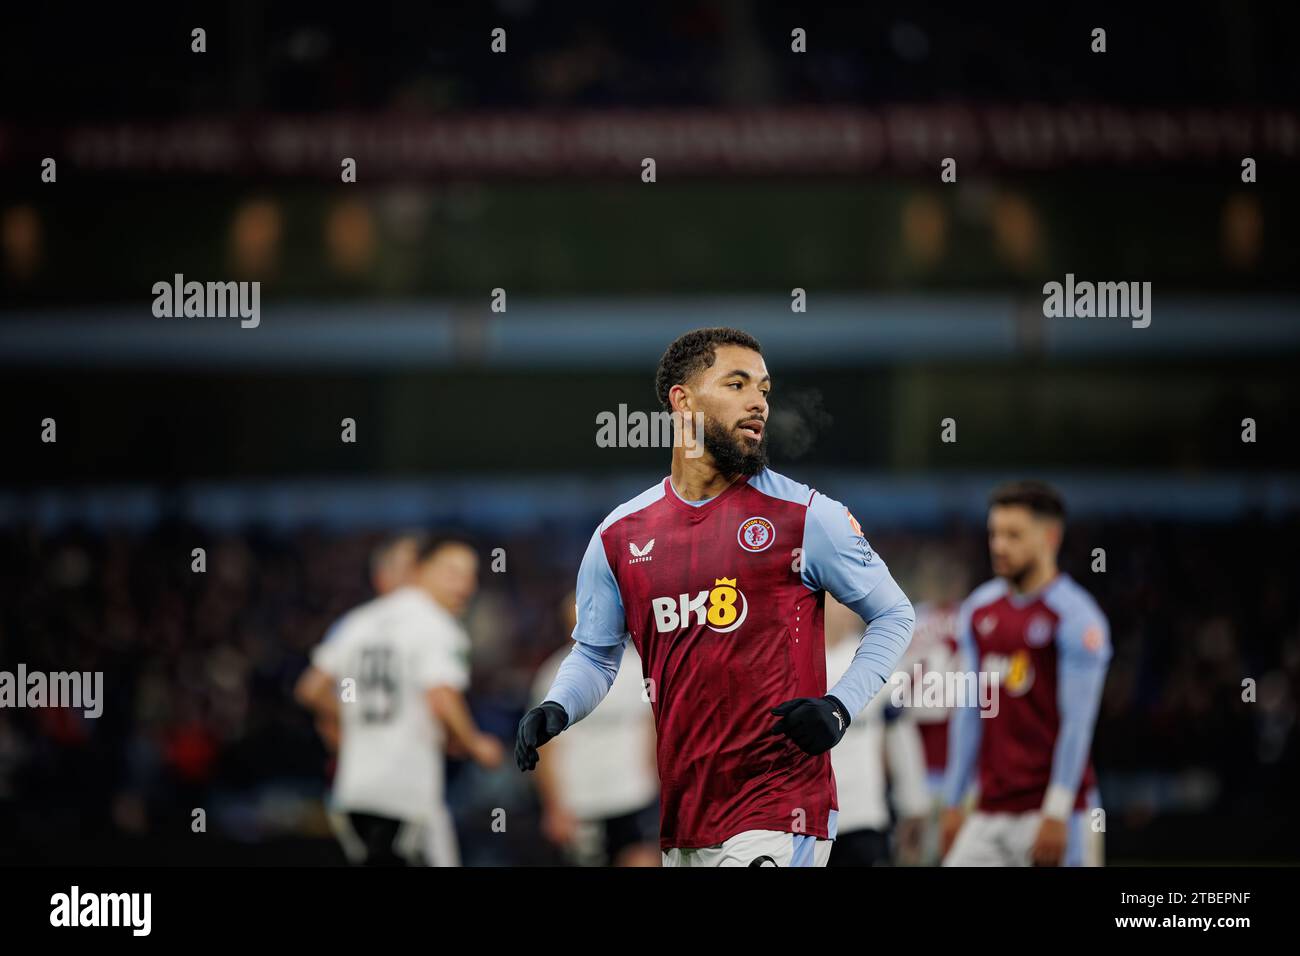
[0,509,1297,863]
[10,2,1297,118]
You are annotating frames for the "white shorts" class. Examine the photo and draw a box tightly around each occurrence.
[662,829,834,867]
[425,803,461,867]
[942,808,1104,867]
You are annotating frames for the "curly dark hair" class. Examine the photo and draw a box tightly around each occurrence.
[988,479,1066,521]
[654,327,763,409]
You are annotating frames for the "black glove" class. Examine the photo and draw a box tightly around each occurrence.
[769,695,850,755]
[515,700,569,771]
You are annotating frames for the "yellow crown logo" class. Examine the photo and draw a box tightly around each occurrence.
[713,577,737,587]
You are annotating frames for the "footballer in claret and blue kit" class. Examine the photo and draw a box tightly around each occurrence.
[516,327,917,867]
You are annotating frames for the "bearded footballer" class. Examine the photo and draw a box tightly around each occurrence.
[516,327,915,867]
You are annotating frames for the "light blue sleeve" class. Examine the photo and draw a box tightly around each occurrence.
[802,492,915,717]
[572,527,629,647]
[542,639,627,727]
[941,598,982,807]
[539,526,630,726]
[1048,596,1112,803]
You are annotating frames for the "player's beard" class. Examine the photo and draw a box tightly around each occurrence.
[702,414,769,478]
[997,557,1037,590]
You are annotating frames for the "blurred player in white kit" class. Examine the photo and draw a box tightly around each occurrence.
[824,596,930,866]
[296,533,503,866]
[528,592,660,866]
[307,533,424,753]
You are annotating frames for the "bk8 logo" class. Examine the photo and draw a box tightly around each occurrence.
[983,649,1035,697]
[651,577,749,633]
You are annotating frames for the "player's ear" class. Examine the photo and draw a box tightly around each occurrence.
[668,383,691,414]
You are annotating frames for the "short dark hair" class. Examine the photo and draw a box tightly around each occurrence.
[412,532,477,565]
[655,327,763,410]
[988,480,1066,521]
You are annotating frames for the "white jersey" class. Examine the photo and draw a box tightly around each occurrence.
[531,644,658,821]
[312,586,470,824]
[827,639,929,834]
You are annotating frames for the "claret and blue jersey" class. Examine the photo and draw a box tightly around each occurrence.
[544,467,915,850]
[942,573,1112,818]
